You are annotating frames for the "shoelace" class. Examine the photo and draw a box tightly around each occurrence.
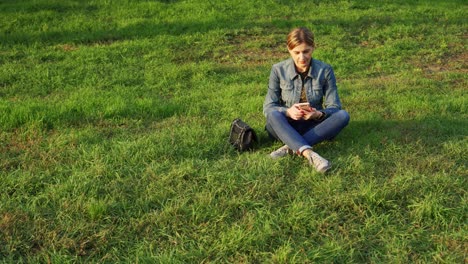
[273,146,290,155]
[309,152,325,166]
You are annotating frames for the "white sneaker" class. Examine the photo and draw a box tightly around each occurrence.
[269,145,293,159]
[305,150,331,173]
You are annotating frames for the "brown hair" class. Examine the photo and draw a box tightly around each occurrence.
[287,27,315,50]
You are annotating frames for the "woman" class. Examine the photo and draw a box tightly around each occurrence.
[263,27,350,173]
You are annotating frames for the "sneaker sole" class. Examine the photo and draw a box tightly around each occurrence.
[316,163,331,173]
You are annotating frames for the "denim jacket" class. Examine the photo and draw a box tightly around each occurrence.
[263,58,342,117]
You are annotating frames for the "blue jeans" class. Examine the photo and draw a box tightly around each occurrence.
[266,110,350,153]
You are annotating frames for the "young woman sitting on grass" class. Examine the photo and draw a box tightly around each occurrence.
[263,27,350,173]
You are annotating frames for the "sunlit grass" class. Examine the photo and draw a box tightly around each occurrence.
[1,0,466,262]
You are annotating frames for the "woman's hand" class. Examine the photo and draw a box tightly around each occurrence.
[286,103,313,120]
[287,103,324,120]
[303,108,323,120]
[286,104,307,120]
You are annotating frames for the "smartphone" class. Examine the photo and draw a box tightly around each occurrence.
[297,103,311,110]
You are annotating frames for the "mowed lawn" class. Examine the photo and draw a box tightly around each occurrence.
[0,0,466,262]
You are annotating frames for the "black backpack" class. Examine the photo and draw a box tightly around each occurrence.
[228,118,257,152]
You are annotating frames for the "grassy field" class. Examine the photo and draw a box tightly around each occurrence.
[1,0,467,262]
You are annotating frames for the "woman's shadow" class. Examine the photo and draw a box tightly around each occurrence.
[255,116,466,166]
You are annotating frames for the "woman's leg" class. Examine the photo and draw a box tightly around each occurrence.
[265,111,311,152]
[302,110,350,146]
[266,110,344,173]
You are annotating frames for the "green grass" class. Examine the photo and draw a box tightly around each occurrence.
[1,0,467,262]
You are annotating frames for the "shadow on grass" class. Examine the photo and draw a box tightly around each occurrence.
[341,117,466,148]
[2,0,465,47]
[1,98,183,131]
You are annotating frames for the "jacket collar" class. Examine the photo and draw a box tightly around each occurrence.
[287,58,315,80]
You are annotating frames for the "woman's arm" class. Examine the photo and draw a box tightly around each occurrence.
[321,65,342,117]
[263,67,289,117]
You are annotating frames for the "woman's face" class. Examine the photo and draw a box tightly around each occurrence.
[288,43,314,73]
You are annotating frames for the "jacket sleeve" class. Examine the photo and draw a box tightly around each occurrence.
[322,65,342,116]
[263,66,289,117]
